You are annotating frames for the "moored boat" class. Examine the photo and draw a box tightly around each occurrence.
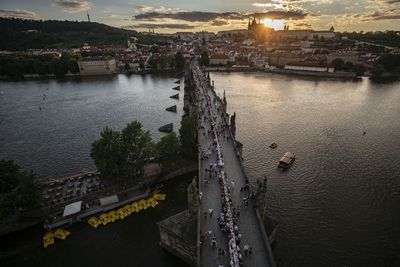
[278,152,295,169]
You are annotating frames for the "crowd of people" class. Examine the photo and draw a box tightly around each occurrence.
[193,62,255,267]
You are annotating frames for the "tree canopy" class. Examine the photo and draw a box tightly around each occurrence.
[91,121,154,184]
[175,51,185,70]
[0,160,41,220]
[179,116,198,160]
[331,58,344,70]
[156,132,181,171]
[0,53,80,79]
[200,51,210,66]
[0,18,172,51]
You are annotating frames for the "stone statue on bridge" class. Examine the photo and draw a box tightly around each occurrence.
[187,176,199,216]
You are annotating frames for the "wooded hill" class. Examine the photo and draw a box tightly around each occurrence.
[0,18,168,51]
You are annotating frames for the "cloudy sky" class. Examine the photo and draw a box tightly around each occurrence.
[0,0,399,32]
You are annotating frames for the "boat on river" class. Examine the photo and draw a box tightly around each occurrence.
[278,152,295,169]
[269,142,278,149]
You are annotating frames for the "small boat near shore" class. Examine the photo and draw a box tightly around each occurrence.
[278,152,295,169]
[269,142,278,149]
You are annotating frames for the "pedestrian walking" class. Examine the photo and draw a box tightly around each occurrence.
[244,244,249,256]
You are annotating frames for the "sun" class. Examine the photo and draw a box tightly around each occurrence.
[262,19,284,30]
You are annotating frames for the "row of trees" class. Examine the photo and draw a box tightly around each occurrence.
[339,31,400,48]
[331,58,366,76]
[0,160,42,220]
[0,18,168,51]
[0,53,80,79]
[91,117,197,185]
[146,51,185,71]
[370,54,400,79]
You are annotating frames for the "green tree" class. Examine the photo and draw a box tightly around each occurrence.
[0,160,19,194]
[91,121,154,185]
[371,64,385,79]
[179,116,198,160]
[90,127,124,183]
[175,51,185,70]
[139,59,145,71]
[15,172,41,211]
[200,51,210,66]
[156,132,181,171]
[353,64,366,76]
[67,60,79,74]
[376,54,400,72]
[0,160,41,219]
[120,121,154,181]
[343,61,354,72]
[150,44,160,53]
[331,58,344,71]
[124,62,130,72]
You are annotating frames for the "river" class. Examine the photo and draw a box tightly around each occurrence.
[0,74,184,180]
[211,72,400,267]
[0,73,399,266]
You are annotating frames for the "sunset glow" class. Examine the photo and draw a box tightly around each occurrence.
[262,19,284,31]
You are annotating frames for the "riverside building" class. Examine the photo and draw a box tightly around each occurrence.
[78,56,117,76]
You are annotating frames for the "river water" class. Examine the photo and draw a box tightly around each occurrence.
[0,73,399,266]
[0,74,184,180]
[211,72,400,267]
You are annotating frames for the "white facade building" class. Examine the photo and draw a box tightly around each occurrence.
[78,57,117,76]
[285,62,334,72]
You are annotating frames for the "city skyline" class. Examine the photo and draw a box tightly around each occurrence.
[0,0,399,33]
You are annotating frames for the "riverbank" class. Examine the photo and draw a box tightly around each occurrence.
[0,172,195,267]
[205,66,358,79]
[0,162,197,238]
[0,69,184,81]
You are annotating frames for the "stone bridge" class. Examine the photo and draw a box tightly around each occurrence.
[158,59,276,267]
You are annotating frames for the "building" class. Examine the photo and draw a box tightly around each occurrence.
[209,54,229,65]
[327,52,360,65]
[276,26,335,41]
[285,61,334,72]
[78,57,117,76]
[217,29,248,39]
[174,32,195,41]
[270,52,305,67]
[247,17,274,41]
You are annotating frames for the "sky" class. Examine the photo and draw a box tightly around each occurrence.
[0,0,399,33]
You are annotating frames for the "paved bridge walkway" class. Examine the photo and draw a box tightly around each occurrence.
[191,61,275,267]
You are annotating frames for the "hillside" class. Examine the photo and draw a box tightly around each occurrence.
[0,18,165,51]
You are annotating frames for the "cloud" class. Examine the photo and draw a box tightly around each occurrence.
[253,10,309,20]
[377,0,400,3]
[126,23,196,29]
[134,5,185,14]
[294,22,312,28]
[0,9,40,19]
[211,20,229,26]
[363,9,400,20]
[133,11,244,22]
[133,9,309,23]
[53,0,92,13]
